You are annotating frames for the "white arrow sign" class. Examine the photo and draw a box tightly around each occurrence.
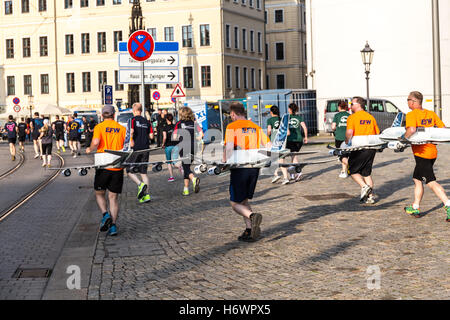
[119,53,179,68]
[119,69,179,84]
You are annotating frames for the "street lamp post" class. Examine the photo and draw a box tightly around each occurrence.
[361,42,374,110]
[28,94,34,119]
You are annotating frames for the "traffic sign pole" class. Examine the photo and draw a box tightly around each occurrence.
[141,61,145,117]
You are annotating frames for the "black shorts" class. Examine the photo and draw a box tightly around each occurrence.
[94,169,124,194]
[413,156,436,184]
[69,135,78,142]
[42,143,52,155]
[18,135,26,142]
[32,132,40,140]
[229,168,260,203]
[55,132,64,141]
[125,152,150,174]
[8,137,16,144]
[348,149,376,177]
[335,140,348,161]
[286,141,303,153]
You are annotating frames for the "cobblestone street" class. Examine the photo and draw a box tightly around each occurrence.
[83,144,449,300]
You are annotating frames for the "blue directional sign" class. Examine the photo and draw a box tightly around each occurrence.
[103,85,113,105]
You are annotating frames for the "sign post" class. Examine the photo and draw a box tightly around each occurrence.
[127,30,155,116]
[13,105,21,119]
[118,41,180,107]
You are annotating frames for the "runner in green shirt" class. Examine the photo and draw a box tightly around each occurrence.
[332,101,350,178]
[279,103,308,185]
[267,106,281,141]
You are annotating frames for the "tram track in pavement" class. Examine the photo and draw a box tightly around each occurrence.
[0,153,64,223]
[0,152,25,180]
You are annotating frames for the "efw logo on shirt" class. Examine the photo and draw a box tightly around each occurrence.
[106,127,120,133]
[360,120,372,125]
[421,119,432,125]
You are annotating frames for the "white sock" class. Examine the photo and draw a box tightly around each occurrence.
[445,201,450,207]
[413,204,420,210]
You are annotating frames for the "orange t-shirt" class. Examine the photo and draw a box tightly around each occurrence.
[346,110,380,136]
[406,108,445,159]
[93,119,126,171]
[225,120,269,150]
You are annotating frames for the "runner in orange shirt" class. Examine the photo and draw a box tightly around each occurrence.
[346,96,380,204]
[86,105,126,236]
[223,102,270,242]
[402,91,450,221]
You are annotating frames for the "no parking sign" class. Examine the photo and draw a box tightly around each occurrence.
[152,91,161,101]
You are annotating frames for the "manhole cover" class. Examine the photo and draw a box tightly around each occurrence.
[13,268,52,279]
[303,193,354,201]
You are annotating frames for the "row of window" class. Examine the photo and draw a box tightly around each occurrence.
[6,71,123,96]
[5,23,239,59]
[231,0,262,10]
[225,65,263,91]
[5,64,262,96]
[4,0,263,15]
[3,0,130,14]
[225,26,263,53]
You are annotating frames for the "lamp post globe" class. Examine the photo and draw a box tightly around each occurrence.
[361,42,374,109]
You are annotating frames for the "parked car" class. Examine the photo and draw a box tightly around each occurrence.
[116,109,133,129]
[324,98,401,133]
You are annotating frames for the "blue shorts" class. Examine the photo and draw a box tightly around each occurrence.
[229,168,260,203]
[164,145,179,164]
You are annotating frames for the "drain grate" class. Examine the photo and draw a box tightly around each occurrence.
[13,268,52,279]
[302,193,354,201]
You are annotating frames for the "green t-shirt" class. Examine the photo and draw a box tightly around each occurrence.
[267,116,280,140]
[287,114,304,142]
[332,111,350,141]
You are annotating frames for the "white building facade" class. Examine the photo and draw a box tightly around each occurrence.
[306,0,450,131]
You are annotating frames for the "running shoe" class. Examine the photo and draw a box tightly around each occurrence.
[238,229,253,242]
[100,212,112,232]
[78,152,81,156]
[73,153,77,158]
[365,195,376,204]
[339,171,348,178]
[47,164,51,168]
[57,149,60,154]
[42,162,47,167]
[182,188,189,196]
[250,213,262,240]
[404,206,421,218]
[12,155,15,161]
[139,194,151,204]
[444,206,450,222]
[295,172,303,182]
[34,154,40,159]
[281,179,290,186]
[290,173,295,181]
[193,177,200,193]
[62,146,66,153]
[272,176,281,184]
[108,224,118,236]
[360,185,372,203]
[137,183,147,199]
[168,177,175,182]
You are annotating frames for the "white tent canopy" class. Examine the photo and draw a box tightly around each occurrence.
[33,104,71,115]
